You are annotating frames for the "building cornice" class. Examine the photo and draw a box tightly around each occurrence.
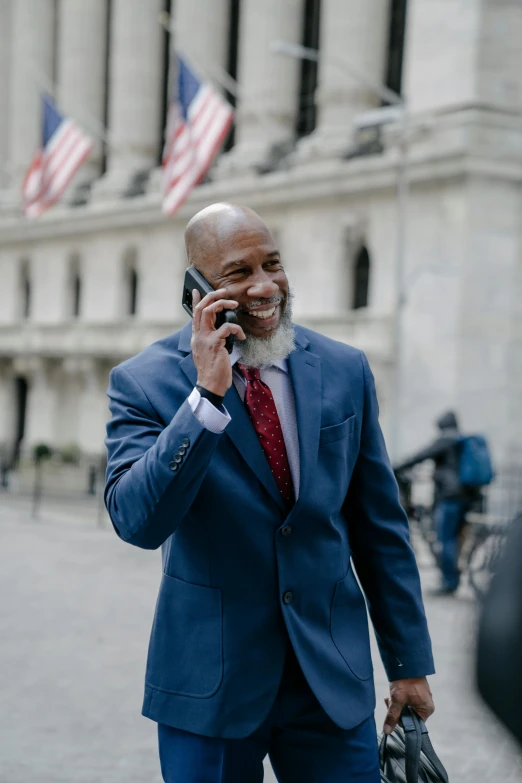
[1,105,521,246]
[0,313,394,362]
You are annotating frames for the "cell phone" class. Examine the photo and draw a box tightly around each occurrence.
[182,266,238,354]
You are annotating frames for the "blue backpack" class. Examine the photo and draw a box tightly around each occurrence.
[458,435,494,487]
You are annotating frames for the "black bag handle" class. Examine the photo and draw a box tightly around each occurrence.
[380,707,449,783]
[418,723,449,783]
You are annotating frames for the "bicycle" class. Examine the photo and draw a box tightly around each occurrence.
[464,512,512,600]
[395,469,510,599]
[395,470,438,561]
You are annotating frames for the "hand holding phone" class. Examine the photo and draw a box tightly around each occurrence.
[183,267,239,354]
[183,268,246,397]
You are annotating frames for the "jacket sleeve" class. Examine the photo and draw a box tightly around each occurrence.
[394,437,449,471]
[104,364,223,550]
[344,352,435,681]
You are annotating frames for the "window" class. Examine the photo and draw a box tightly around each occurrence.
[20,261,31,319]
[296,0,321,138]
[72,274,81,318]
[223,0,241,152]
[128,267,138,316]
[123,249,139,317]
[385,0,408,98]
[352,246,370,310]
[157,0,173,165]
[69,255,82,318]
[101,0,112,174]
[13,377,28,466]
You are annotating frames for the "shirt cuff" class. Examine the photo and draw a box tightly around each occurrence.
[188,387,231,434]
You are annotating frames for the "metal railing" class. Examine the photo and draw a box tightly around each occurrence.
[0,443,108,527]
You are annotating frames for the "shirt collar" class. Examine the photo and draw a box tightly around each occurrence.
[230,345,288,374]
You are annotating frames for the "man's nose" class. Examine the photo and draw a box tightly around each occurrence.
[247,272,279,299]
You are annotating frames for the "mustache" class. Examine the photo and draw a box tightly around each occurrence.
[239,296,284,313]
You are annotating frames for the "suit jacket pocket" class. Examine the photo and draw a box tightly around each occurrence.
[319,414,356,445]
[145,573,223,698]
[330,569,373,681]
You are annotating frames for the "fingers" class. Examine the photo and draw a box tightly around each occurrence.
[383,678,435,735]
[413,700,435,722]
[199,298,240,333]
[192,288,231,332]
[383,697,403,735]
[215,322,246,343]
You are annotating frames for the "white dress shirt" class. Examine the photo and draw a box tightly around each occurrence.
[188,346,300,498]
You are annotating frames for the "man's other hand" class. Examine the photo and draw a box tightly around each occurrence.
[383,676,434,734]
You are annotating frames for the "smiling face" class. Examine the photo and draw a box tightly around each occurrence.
[186,204,290,341]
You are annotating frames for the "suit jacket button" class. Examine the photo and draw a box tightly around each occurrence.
[281,525,292,537]
[178,447,186,456]
[174,454,183,463]
[182,438,190,448]
[283,591,293,605]
[169,461,178,471]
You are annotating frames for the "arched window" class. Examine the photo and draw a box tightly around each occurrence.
[123,249,139,317]
[20,260,31,319]
[352,246,371,310]
[72,274,81,318]
[69,254,82,318]
[128,267,138,316]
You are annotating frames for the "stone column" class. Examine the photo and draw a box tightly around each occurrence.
[8,0,55,187]
[56,0,108,185]
[300,0,392,157]
[0,1,13,190]
[75,359,110,455]
[101,0,165,192]
[219,0,303,171]
[174,0,230,82]
[404,0,522,115]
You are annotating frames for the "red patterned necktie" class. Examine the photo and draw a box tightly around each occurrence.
[238,364,294,506]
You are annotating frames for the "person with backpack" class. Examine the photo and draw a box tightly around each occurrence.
[394,411,493,596]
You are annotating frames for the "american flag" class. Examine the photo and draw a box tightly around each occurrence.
[22,94,93,218]
[162,55,234,216]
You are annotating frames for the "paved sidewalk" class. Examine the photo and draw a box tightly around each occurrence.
[0,507,521,782]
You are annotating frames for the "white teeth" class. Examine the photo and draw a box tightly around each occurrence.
[250,306,276,319]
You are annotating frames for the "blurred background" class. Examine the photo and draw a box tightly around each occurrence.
[0,0,522,781]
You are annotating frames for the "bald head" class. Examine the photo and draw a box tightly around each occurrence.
[185,203,272,270]
[183,202,291,354]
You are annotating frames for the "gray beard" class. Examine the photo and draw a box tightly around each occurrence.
[236,292,296,369]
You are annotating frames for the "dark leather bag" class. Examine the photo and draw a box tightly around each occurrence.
[379,708,449,782]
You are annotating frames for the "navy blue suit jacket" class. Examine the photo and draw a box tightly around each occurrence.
[105,322,434,738]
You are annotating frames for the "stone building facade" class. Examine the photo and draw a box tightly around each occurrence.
[0,0,521,468]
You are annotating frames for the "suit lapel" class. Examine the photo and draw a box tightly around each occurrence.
[178,344,285,511]
[288,341,322,508]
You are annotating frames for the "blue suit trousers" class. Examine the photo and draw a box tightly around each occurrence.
[157,645,380,783]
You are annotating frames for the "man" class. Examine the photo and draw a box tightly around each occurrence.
[394,411,481,595]
[105,203,435,783]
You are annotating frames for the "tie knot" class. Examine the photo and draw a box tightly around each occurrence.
[238,364,261,382]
